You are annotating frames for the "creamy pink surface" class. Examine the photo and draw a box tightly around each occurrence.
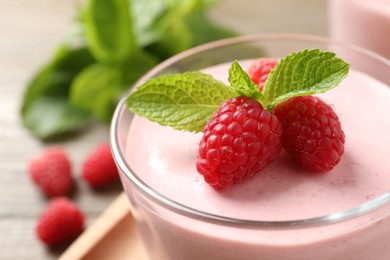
[123,63,390,259]
[329,0,390,59]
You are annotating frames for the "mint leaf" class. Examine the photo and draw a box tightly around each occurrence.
[70,51,157,123]
[23,97,90,140]
[228,60,263,100]
[139,1,230,60]
[70,63,122,123]
[185,12,238,46]
[22,45,95,108]
[119,50,158,91]
[85,0,134,63]
[20,45,95,139]
[132,0,165,47]
[148,13,193,59]
[262,49,350,109]
[125,72,236,132]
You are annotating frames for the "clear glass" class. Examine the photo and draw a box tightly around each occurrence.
[110,34,390,260]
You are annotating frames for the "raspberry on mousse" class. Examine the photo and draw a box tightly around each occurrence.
[273,95,345,172]
[196,96,282,189]
[247,58,278,91]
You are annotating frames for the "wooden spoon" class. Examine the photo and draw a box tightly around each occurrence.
[59,192,147,260]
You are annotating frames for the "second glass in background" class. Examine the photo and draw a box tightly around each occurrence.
[328,0,390,59]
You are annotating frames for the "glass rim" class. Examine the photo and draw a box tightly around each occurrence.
[110,33,390,229]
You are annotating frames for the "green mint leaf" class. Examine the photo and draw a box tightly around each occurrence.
[138,1,226,60]
[125,72,236,132]
[228,60,263,101]
[148,14,193,59]
[20,45,95,140]
[119,50,158,91]
[21,45,95,108]
[70,51,157,124]
[132,0,166,47]
[262,49,350,109]
[185,11,238,47]
[70,63,122,123]
[85,0,135,63]
[176,0,219,15]
[23,97,91,140]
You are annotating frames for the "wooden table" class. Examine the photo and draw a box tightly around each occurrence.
[0,0,326,259]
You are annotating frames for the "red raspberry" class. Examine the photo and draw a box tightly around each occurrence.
[82,143,119,188]
[36,197,84,246]
[196,96,282,188]
[248,58,278,91]
[28,147,73,197]
[273,95,345,172]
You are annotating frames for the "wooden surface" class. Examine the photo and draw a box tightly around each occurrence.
[0,0,326,259]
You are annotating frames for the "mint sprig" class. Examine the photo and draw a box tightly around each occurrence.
[20,0,237,140]
[126,49,349,132]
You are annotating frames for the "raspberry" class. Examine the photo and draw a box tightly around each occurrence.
[36,197,84,246]
[273,95,345,172]
[28,147,73,197]
[196,96,282,188]
[82,143,119,188]
[248,58,278,91]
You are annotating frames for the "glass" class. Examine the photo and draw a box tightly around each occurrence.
[110,34,390,260]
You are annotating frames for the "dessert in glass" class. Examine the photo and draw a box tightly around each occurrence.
[110,34,390,260]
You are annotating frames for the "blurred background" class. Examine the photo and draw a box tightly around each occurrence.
[210,0,327,35]
[0,0,351,259]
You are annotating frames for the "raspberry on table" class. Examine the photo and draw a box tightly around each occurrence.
[82,143,119,188]
[196,96,282,189]
[36,197,84,246]
[28,147,73,197]
[273,95,345,172]
[247,58,278,91]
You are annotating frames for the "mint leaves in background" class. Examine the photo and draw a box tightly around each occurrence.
[21,45,95,139]
[21,0,237,140]
[84,0,134,64]
[126,49,349,133]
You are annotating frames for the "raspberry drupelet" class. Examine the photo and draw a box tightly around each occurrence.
[196,96,282,189]
[273,95,345,172]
